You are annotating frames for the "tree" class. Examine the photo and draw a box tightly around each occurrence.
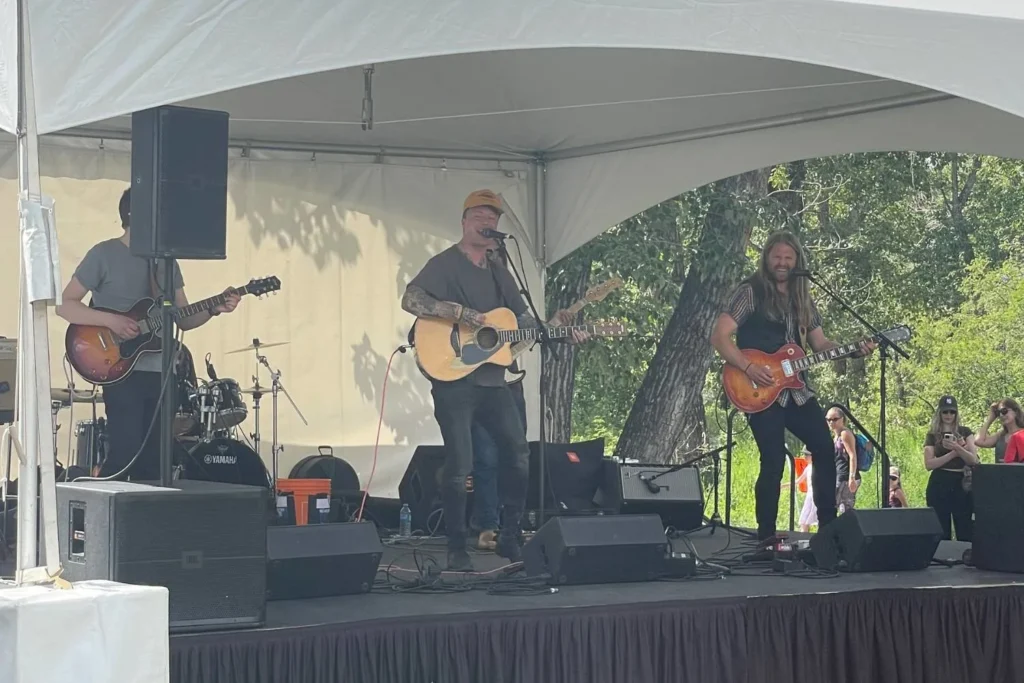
[541,256,592,442]
[613,169,770,463]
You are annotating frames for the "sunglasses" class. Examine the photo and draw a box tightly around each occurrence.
[941,410,957,415]
[889,475,899,481]
[999,408,1012,416]
[826,416,842,423]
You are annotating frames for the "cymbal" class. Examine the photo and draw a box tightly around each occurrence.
[51,388,103,404]
[226,341,289,355]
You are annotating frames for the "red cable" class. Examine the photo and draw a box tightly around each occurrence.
[356,346,402,521]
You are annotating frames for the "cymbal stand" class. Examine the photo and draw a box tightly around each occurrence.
[254,346,307,486]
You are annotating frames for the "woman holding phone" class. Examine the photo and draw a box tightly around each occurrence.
[923,395,980,540]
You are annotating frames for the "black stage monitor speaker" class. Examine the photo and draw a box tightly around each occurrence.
[398,445,474,534]
[972,464,1024,573]
[601,464,704,532]
[130,105,229,259]
[522,514,668,585]
[527,439,615,517]
[810,507,942,572]
[267,521,383,600]
[56,479,268,632]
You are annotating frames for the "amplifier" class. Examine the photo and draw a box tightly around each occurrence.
[599,464,704,531]
[56,479,269,632]
[267,521,383,600]
[522,514,668,585]
[972,464,1024,573]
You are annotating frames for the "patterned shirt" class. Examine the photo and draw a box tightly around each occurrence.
[725,283,823,407]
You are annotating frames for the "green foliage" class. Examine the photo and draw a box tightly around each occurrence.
[556,150,1024,529]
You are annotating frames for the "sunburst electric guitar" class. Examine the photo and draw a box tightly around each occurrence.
[413,290,626,383]
[721,325,912,414]
[65,276,281,385]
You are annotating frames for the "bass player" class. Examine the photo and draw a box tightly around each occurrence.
[710,231,874,543]
[55,188,240,480]
[402,189,587,571]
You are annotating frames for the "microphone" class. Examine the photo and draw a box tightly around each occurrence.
[205,353,218,381]
[639,473,661,494]
[789,269,813,279]
[481,228,508,240]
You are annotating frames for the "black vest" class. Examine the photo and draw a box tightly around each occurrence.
[735,286,803,354]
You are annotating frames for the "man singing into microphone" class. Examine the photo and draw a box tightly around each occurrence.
[710,231,874,543]
[402,189,588,571]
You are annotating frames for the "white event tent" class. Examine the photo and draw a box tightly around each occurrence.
[3,0,1024,580]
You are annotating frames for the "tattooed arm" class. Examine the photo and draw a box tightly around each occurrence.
[402,285,486,329]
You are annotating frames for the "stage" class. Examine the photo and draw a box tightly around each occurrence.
[167,527,1024,683]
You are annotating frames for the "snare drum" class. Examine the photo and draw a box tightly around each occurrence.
[209,378,248,429]
[173,343,201,437]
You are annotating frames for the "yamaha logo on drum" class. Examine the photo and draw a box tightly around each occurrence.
[204,453,238,465]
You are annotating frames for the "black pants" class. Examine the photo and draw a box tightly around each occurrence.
[431,381,530,550]
[747,397,837,539]
[101,371,163,480]
[926,469,973,541]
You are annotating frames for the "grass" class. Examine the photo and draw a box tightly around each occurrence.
[704,426,936,531]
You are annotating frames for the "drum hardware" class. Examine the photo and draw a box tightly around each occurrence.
[175,437,271,489]
[239,338,307,486]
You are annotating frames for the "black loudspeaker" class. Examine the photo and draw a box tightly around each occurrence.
[398,446,473,533]
[972,464,1024,573]
[527,439,616,518]
[522,514,668,585]
[56,480,268,632]
[810,507,942,572]
[266,522,383,600]
[130,105,229,259]
[601,464,704,531]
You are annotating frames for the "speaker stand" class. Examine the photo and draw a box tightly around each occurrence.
[159,257,177,487]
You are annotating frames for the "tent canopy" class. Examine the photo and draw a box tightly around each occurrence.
[4,1,1024,259]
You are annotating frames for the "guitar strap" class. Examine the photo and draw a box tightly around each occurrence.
[487,254,525,379]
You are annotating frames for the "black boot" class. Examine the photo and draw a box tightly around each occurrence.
[496,507,524,563]
[446,548,473,572]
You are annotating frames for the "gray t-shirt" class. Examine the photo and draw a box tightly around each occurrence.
[74,238,183,372]
[409,246,527,386]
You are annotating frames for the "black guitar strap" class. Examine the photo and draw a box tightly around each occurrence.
[487,253,525,379]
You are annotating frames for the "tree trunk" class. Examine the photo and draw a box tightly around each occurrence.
[614,169,769,464]
[542,261,592,442]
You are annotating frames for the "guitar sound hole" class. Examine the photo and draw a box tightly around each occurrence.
[475,327,499,351]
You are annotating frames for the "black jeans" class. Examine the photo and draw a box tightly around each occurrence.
[431,381,530,550]
[101,371,163,480]
[747,397,837,539]
[926,468,973,541]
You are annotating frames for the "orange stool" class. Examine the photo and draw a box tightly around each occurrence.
[276,478,331,525]
[794,456,809,493]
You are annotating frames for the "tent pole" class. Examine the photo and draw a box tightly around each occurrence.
[534,160,549,528]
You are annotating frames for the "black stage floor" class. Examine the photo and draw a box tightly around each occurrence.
[169,527,1024,683]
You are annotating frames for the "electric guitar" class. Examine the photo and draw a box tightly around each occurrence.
[413,308,627,383]
[65,276,281,385]
[721,325,912,414]
[506,277,622,385]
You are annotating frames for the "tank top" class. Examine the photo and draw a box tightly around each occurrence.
[834,431,860,482]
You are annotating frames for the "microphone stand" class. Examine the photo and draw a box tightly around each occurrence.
[799,272,909,508]
[492,234,551,528]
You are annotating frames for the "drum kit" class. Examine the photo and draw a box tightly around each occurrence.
[52,338,307,488]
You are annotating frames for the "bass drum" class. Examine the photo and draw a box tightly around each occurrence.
[177,438,270,489]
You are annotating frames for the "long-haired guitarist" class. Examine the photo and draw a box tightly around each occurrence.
[710,231,874,542]
[401,189,587,571]
[55,188,240,480]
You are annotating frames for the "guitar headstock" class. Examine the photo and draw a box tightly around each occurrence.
[877,325,912,344]
[243,276,282,298]
[583,277,623,304]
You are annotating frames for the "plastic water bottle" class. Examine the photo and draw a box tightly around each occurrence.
[399,503,412,538]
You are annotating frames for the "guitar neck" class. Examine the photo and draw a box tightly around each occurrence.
[171,287,249,321]
[790,336,872,371]
[499,324,598,345]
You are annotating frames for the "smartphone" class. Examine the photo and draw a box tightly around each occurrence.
[942,433,955,442]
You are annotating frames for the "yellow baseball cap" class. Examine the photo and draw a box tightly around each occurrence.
[463,189,503,214]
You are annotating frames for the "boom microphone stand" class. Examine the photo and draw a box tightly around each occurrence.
[792,270,909,508]
[490,232,551,527]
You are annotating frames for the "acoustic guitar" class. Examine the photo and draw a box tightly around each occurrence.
[505,277,622,385]
[413,308,627,383]
[721,325,911,414]
[65,276,281,385]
